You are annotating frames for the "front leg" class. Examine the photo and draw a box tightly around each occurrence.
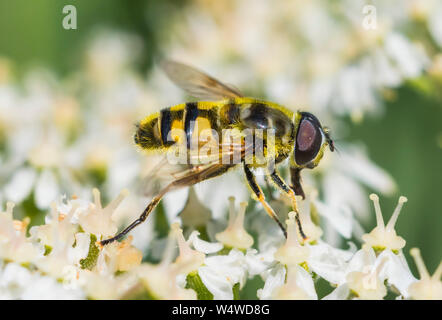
[268,168,307,240]
[243,164,287,238]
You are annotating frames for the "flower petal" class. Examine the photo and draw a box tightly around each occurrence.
[188,231,223,254]
[198,266,233,300]
[322,284,349,300]
[258,264,286,300]
[378,250,417,298]
[35,169,59,209]
[308,242,352,285]
[4,167,36,203]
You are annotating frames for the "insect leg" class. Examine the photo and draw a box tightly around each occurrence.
[290,167,305,199]
[100,164,234,246]
[99,186,170,247]
[243,164,287,238]
[268,169,307,240]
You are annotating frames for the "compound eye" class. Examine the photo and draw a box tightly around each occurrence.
[295,118,322,165]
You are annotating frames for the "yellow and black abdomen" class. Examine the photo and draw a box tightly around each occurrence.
[134,102,221,152]
[134,98,296,165]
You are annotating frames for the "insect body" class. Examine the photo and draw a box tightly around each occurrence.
[100,61,334,246]
[135,98,296,166]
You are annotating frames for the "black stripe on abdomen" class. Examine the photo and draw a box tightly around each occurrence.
[184,102,199,149]
[226,102,240,124]
[160,109,173,146]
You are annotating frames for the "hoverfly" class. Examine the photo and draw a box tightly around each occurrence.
[100,60,334,246]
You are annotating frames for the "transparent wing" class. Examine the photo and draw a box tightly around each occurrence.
[160,60,243,101]
[137,154,201,197]
[136,140,248,197]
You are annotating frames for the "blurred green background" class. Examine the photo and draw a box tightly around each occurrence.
[0,0,440,274]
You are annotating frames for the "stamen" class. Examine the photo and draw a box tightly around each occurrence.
[171,222,204,275]
[171,222,192,257]
[67,203,79,221]
[233,202,247,230]
[50,202,59,223]
[432,262,442,281]
[410,248,430,280]
[160,228,176,267]
[287,212,301,247]
[6,202,15,220]
[369,194,384,231]
[215,197,253,249]
[92,188,102,209]
[274,212,309,266]
[227,196,236,228]
[386,196,407,230]
[105,189,129,212]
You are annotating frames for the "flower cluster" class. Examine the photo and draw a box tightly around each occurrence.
[0,1,440,300]
[166,0,442,120]
[0,187,440,300]
[0,34,398,257]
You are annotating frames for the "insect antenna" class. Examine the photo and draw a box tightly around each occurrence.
[330,139,343,156]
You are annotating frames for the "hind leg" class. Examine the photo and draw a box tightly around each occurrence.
[100,164,235,246]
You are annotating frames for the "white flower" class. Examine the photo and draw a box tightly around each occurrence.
[3,167,36,204]
[384,32,429,79]
[346,251,389,300]
[273,211,353,285]
[272,265,317,300]
[137,225,198,300]
[198,249,248,300]
[171,223,205,275]
[78,188,128,238]
[196,243,273,300]
[274,212,310,266]
[29,202,77,251]
[0,6,440,300]
[331,246,416,300]
[244,248,276,277]
[257,264,286,300]
[0,263,83,300]
[362,194,407,252]
[198,266,236,300]
[0,202,41,263]
[81,270,138,300]
[0,262,32,299]
[408,248,442,300]
[96,235,142,275]
[215,197,254,250]
[34,168,59,209]
[377,249,416,298]
[428,2,442,47]
[258,264,317,300]
[68,232,91,265]
[187,230,223,254]
[307,240,354,285]
[86,30,142,85]
[322,284,350,300]
[4,129,76,211]
[312,144,396,242]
